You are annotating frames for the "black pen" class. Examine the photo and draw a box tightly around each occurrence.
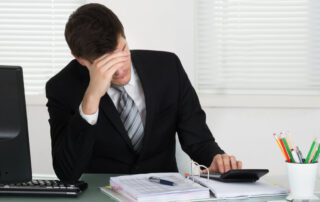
[148,176,176,186]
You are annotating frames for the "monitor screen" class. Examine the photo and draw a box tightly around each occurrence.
[0,65,32,183]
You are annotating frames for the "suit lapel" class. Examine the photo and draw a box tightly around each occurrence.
[131,51,155,156]
[100,93,134,150]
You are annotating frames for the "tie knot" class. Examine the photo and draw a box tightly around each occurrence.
[112,85,125,93]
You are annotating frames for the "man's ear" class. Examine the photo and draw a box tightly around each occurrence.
[75,56,91,67]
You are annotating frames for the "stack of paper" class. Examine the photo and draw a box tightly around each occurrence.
[108,173,210,202]
[191,176,288,199]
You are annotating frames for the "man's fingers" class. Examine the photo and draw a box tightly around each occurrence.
[98,56,129,73]
[105,62,126,78]
[230,155,237,170]
[222,154,231,172]
[208,154,242,175]
[237,161,242,169]
[95,51,130,68]
[214,154,225,173]
[95,50,129,64]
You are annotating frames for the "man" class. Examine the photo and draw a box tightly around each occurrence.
[46,3,242,182]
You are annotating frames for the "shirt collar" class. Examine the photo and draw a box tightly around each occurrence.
[108,65,136,96]
[127,65,137,87]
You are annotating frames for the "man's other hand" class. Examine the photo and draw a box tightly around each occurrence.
[203,154,242,174]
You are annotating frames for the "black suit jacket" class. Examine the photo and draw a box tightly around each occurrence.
[46,50,224,181]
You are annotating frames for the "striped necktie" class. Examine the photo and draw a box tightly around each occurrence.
[113,86,144,152]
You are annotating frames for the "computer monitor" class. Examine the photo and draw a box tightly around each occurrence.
[0,65,32,183]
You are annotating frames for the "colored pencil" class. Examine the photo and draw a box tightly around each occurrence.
[305,138,317,164]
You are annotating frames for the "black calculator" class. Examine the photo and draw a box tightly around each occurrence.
[200,169,269,183]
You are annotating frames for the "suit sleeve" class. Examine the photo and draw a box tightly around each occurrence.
[46,83,97,182]
[174,54,225,167]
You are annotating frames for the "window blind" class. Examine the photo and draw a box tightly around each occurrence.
[0,0,83,95]
[195,0,320,95]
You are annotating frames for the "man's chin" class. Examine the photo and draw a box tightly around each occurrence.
[112,77,130,86]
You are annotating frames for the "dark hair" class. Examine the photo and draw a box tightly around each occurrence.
[65,3,125,62]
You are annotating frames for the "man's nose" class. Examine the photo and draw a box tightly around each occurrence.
[115,68,124,76]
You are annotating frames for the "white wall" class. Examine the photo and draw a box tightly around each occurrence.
[26,0,320,177]
[88,0,194,79]
[26,106,54,176]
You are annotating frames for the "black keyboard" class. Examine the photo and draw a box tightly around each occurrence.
[0,179,88,197]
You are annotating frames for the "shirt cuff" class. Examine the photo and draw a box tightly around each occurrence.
[79,103,99,125]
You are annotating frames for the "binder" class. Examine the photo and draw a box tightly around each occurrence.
[100,172,288,201]
[104,173,210,202]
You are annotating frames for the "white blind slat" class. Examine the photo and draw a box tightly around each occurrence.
[0,1,83,95]
[195,0,320,95]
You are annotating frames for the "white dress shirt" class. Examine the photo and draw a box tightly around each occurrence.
[79,66,146,126]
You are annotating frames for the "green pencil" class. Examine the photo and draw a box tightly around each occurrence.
[305,138,317,164]
[312,144,320,163]
[282,137,295,163]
